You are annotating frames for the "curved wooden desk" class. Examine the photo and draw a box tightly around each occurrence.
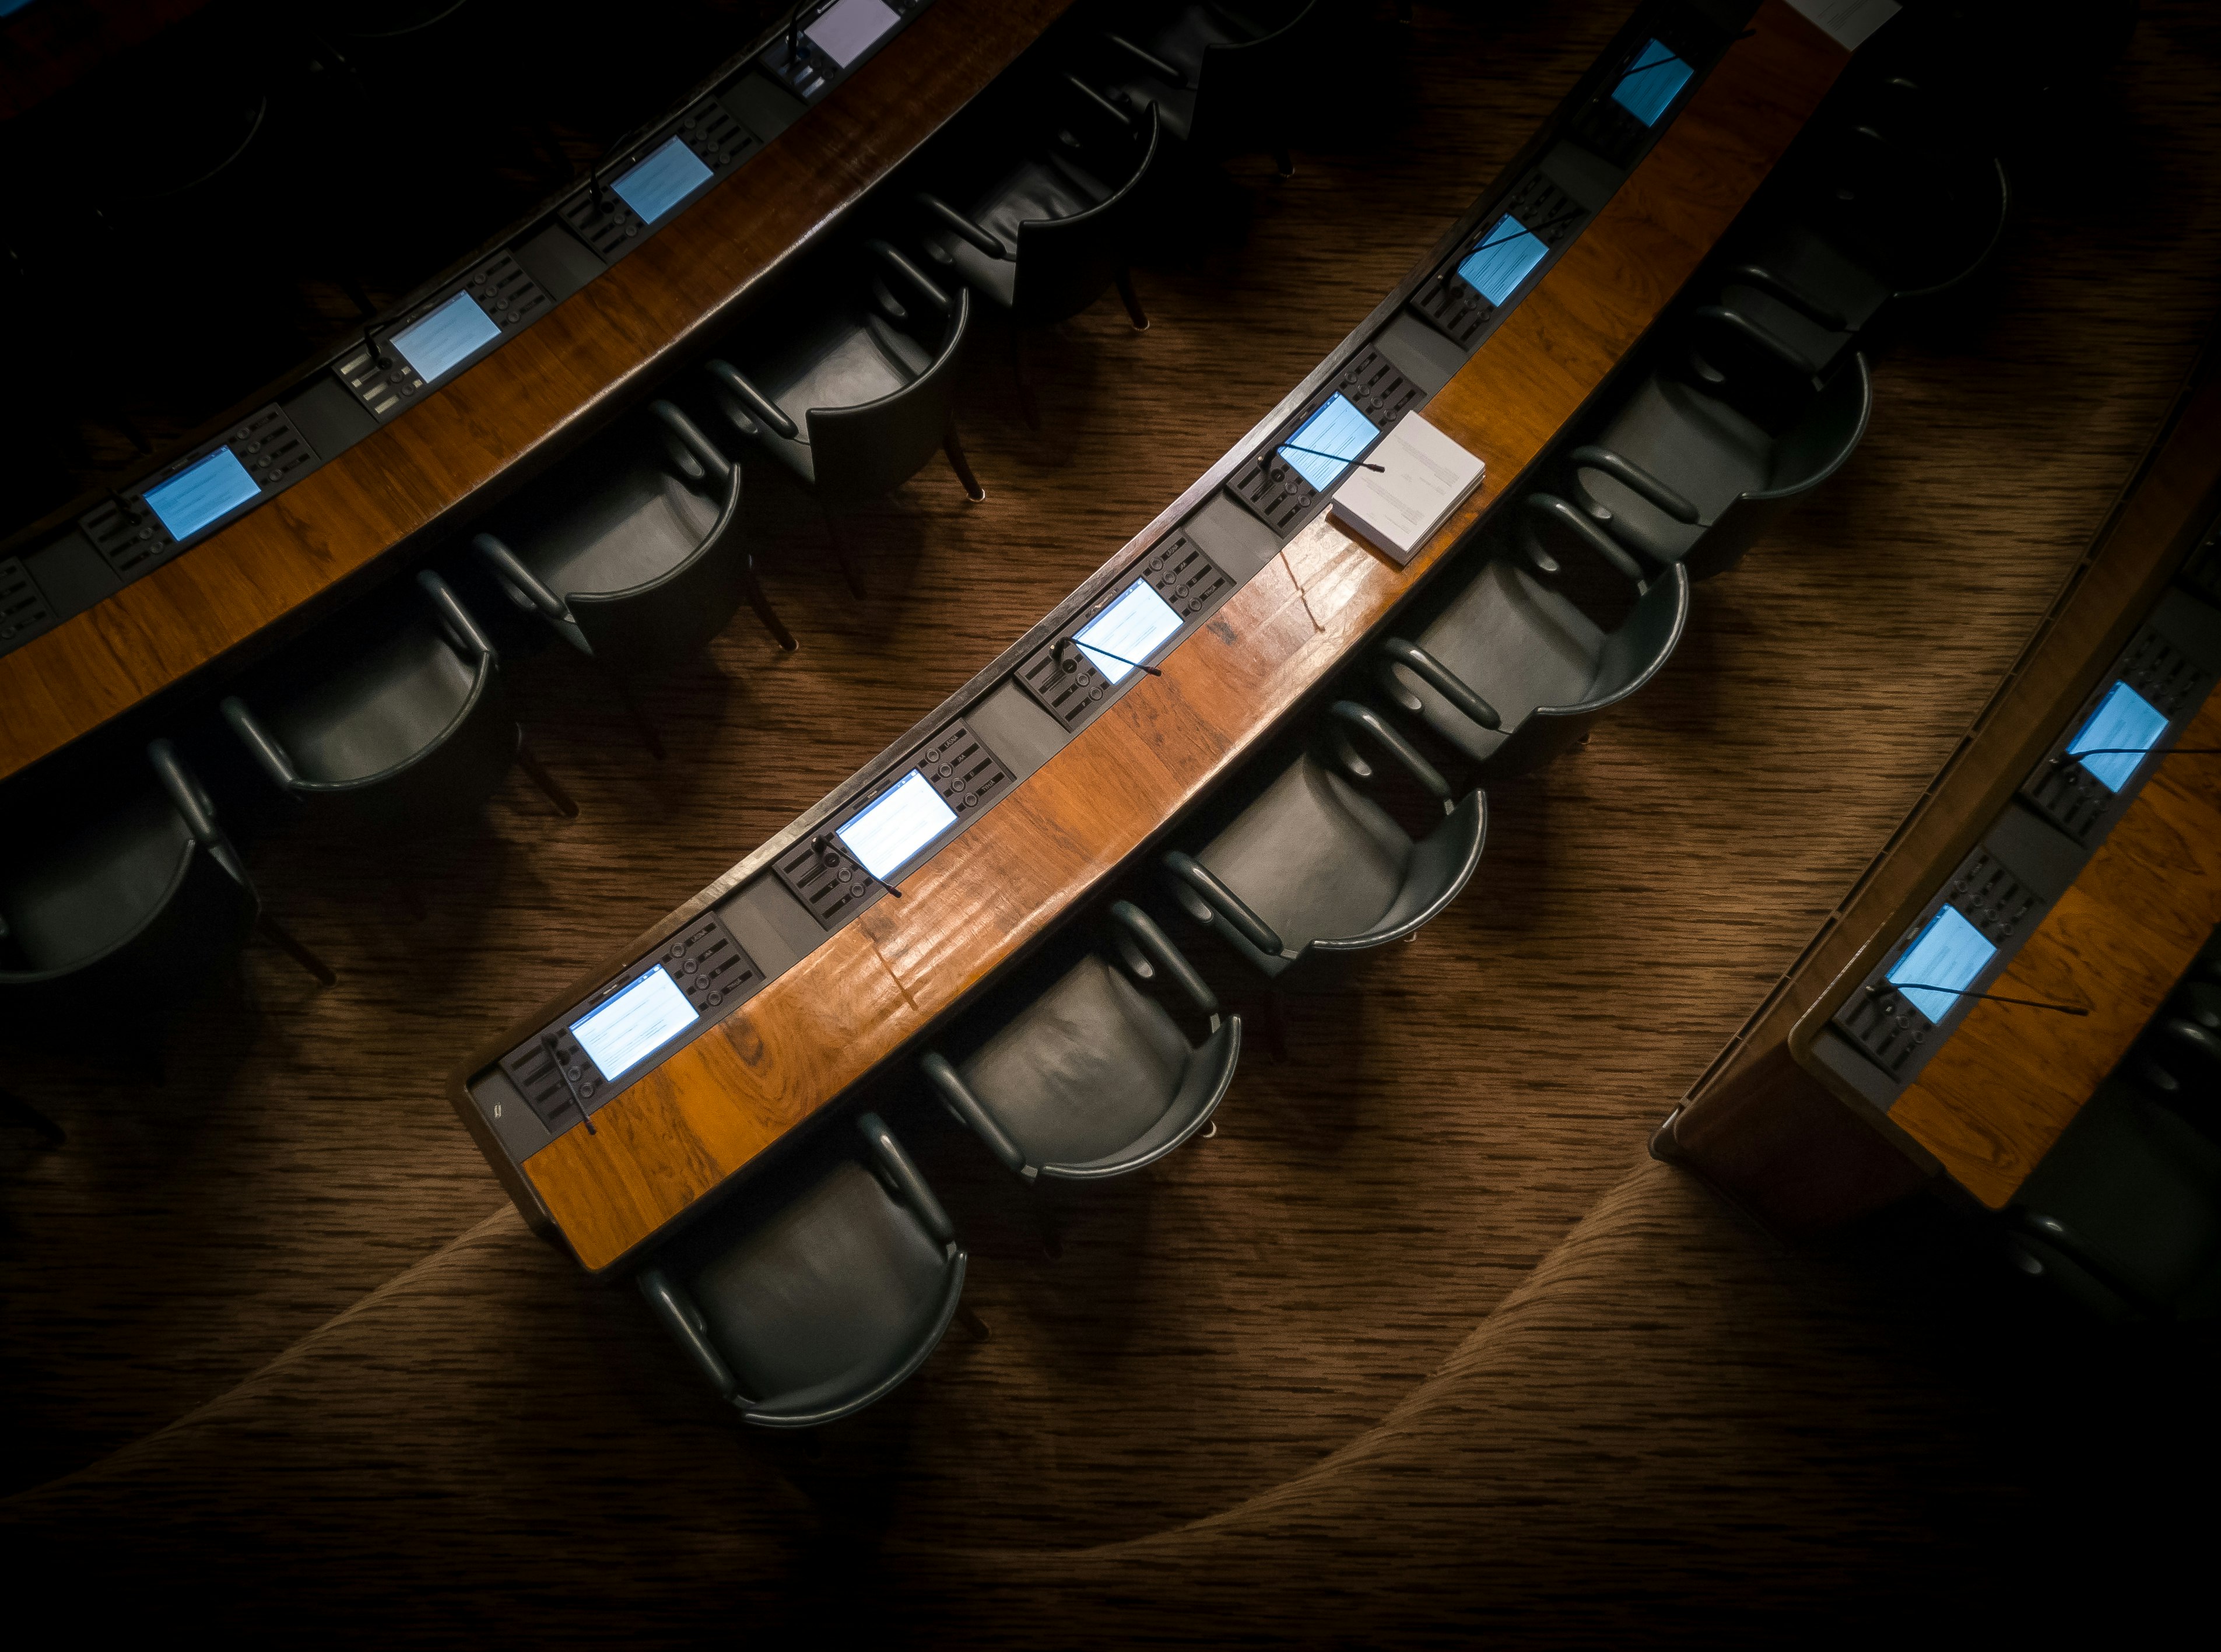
[457,1,1853,1274]
[0,0,1072,788]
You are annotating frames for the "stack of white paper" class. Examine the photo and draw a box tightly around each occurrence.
[1328,412,1485,566]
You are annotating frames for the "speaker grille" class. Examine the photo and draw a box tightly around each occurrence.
[1410,172,1585,349]
[1017,532,1230,729]
[1229,346,1426,536]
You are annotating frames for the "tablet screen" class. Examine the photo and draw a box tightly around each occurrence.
[1075,579,1183,683]
[1457,213,1550,306]
[141,447,261,542]
[836,770,959,882]
[1611,39,1693,127]
[1886,907,1997,1025]
[570,965,700,1081]
[391,291,501,382]
[2066,680,2168,792]
[1277,393,1380,491]
[612,134,715,224]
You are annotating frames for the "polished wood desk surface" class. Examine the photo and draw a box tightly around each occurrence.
[494,2,1851,1274]
[1662,332,2221,1236]
[1889,683,2221,1208]
[0,0,1073,788]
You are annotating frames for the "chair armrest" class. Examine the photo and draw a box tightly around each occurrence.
[149,736,254,886]
[637,1268,742,1401]
[217,699,301,791]
[650,398,732,483]
[1161,850,1283,956]
[1101,31,1185,86]
[867,238,953,318]
[1327,700,1451,807]
[471,532,569,622]
[858,1111,955,1244]
[911,191,1006,259]
[1569,444,1700,525]
[417,570,496,665]
[1060,71,1133,130]
[2009,1209,2164,1321]
[1378,638,1501,731]
[1107,899,1219,1018]
[1692,304,1822,381]
[704,359,799,441]
[1720,262,1847,331]
[920,1054,1030,1177]
[1523,493,1649,588]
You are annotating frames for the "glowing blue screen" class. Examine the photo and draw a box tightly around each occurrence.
[1887,907,1997,1025]
[1076,580,1183,683]
[612,134,714,224]
[1277,394,1380,491]
[1457,214,1550,306]
[1612,39,1693,126]
[838,770,958,882]
[142,447,260,542]
[570,965,699,1081]
[392,291,501,381]
[2066,681,2169,792]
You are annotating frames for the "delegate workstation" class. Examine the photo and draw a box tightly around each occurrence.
[5,0,2215,1637]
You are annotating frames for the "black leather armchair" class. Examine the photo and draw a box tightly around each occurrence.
[221,569,574,835]
[705,241,983,597]
[636,1110,973,1429]
[1159,700,1486,981]
[921,900,1238,1183]
[1098,0,1339,177]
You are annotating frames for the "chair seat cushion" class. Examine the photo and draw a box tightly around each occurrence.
[504,454,723,604]
[689,1159,953,1407]
[1574,376,1772,564]
[0,790,192,973]
[1199,752,1411,955]
[264,621,479,787]
[960,955,1190,1170]
[1398,558,1607,762]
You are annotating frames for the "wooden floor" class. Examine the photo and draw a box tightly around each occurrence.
[5,3,2221,1640]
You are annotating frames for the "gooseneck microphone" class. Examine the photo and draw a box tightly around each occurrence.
[1279,441,1385,473]
[1871,981,2090,1016]
[1064,637,1162,677]
[815,831,900,896]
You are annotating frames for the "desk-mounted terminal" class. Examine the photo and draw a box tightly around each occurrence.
[335,251,552,420]
[1017,533,1229,730]
[559,97,760,263]
[499,909,764,1131]
[1230,347,1424,536]
[1570,21,1710,167]
[0,558,55,656]
[1411,171,1586,350]
[78,404,318,581]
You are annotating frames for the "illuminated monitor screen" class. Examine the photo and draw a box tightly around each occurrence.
[1456,213,1551,307]
[391,291,501,383]
[1611,38,1694,126]
[1277,393,1381,492]
[806,0,901,66]
[1076,579,1183,683]
[141,447,261,542]
[612,134,714,225]
[1886,907,1998,1025]
[837,770,959,883]
[2066,680,2169,792]
[570,965,699,1081]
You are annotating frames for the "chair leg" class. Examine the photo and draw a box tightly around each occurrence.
[516,734,580,818]
[1007,325,1040,429]
[943,424,987,501]
[956,1306,992,1341]
[819,503,868,599]
[257,913,337,987]
[1270,142,1294,178]
[744,567,798,651]
[1264,985,1290,1062]
[1033,1187,1064,1260]
[611,678,666,760]
[1114,266,1149,331]
[1,1088,66,1148]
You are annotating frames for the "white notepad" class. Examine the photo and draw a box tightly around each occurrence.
[1328,412,1485,566]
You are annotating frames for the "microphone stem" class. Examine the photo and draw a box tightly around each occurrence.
[1882,983,2090,1016]
[1072,641,1162,676]
[1279,441,1385,472]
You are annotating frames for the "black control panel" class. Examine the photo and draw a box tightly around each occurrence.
[1016,533,1231,730]
[1411,171,1588,350]
[76,404,320,581]
[559,96,761,264]
[335,250,552,420]
[0,558,55,655]
[1567,10,1721,168]
[499,909,764,1130]
[1229,345,1426,537]
[2020,615,2216,844]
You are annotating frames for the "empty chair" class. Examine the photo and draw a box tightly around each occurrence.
[921,899,1238,1184]
[1374,499,1691,777]
[637,1111,974,1428]
[2005,1078,2221,1324]
[221,569,574,837]
[705,241,983,596]
[471,399,795,755]
[1563,343,1871,581]
[1159,700,1485,981]
[1098,0,1339,176]
[0,739,332,1058]
[914,96,1165,424]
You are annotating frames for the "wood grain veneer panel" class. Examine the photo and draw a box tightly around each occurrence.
[1889,684,2221,1208]
[514,0,1851,1270]
[0,0,1073,784]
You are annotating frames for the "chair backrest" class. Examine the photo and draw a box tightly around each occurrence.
[1187,0,1338,157]
[1687,352,1872,579]
[1009,105,1164,325]
[808,289,974,504]
[569,464,752,679]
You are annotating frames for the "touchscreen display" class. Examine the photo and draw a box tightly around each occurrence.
[1886,907,1998,1025]
[1076,579,1184,683]
[391,290,501,382]
[141,447,261,542]
[612,134,715,225]
[836,769,959,882]
[570,965,700,1081]
[1457,213,1550,306]
[806,0,901,66]
[1611,38,1694,126]
[1277,393,1381,491]
[2066,680,2169,792]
